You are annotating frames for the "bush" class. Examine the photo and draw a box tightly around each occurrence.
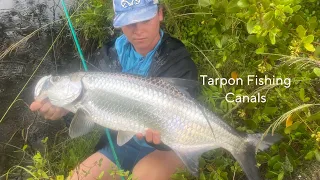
[162,0,320,179]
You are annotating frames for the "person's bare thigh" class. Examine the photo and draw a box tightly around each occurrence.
[132,150,185,180]
[69,152,121,180]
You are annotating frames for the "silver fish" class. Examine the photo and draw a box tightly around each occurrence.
[34,72,281,180]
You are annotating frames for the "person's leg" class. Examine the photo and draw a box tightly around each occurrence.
[69,132,157,180]
[69,152,121,180]
[132,150,185,180]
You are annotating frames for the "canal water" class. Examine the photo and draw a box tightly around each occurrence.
[0,0,78,176]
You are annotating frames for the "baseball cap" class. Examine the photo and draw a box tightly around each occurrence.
[113,0,159,28]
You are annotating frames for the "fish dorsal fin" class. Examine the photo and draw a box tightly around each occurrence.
[160,77,200,98]
[69,108,95,139]
[172,147,214,177]
[117,131,136,146]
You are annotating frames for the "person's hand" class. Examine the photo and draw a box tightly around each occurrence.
[29,99,69,120]
[136,128,162,145]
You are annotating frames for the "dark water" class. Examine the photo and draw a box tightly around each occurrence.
[0,0,72,19]
[0,0,78,176]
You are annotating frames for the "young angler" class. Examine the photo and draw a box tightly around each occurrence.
[30,0,198,179]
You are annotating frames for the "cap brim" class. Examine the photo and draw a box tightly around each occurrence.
[113,5,158,28]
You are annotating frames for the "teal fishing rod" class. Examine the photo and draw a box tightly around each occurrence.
[60,1,125,179]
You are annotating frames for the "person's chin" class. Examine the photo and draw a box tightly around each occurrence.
[134,42,149,50]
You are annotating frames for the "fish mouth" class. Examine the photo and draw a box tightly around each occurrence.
[34,75,52,100]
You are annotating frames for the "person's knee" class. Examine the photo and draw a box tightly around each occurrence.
[132,166,169,180]
[131,151,184,180]
[132,165,183,180]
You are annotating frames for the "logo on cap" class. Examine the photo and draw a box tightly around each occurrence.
[121,0,141,8]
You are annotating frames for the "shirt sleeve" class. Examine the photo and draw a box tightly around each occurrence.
[86,40,122,73]
[156,56,199,98]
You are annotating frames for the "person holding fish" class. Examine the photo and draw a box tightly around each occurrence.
[30,0,198,179]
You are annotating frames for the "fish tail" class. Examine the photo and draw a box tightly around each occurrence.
[231,133,282,180]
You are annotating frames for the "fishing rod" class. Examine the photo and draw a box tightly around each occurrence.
[60,1,125,179]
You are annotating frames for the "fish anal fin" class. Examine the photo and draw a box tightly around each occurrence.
[69,108,95,139]
[231,144,262,180]
[117,131,136,146]
[173,147,212,177]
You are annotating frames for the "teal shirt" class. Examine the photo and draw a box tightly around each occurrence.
[115,30,164,76]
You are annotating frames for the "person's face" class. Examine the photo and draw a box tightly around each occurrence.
[121,7,163,51]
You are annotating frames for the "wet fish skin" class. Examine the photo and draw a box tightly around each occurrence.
[34,72,282,180]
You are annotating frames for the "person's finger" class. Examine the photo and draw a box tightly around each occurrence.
[44,107,56,119]
[50,108,64,120]
[61,109,69,116]
[136,133,144,140]
[39,102,52,114]
[29,101,43,111]
[145,129,153,143]
[152,130,161,145]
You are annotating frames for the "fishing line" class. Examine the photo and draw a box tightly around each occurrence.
[60,1,125,179]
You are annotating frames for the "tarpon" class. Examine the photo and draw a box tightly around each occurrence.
[34,72,281,180]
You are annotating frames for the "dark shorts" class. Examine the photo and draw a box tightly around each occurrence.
[98,131,156,172]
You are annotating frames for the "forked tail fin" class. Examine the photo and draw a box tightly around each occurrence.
[231,133,282,180]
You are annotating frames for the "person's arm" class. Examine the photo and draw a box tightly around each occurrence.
[86,39,122,73]
[158,56,199,97]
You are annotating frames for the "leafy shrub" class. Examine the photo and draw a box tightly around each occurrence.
[162,0,320,179]
[72,0,118,48]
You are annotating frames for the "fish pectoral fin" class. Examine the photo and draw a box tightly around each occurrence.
[117,131,136,146]
[69,108,95,139]
[173,148,211,177]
